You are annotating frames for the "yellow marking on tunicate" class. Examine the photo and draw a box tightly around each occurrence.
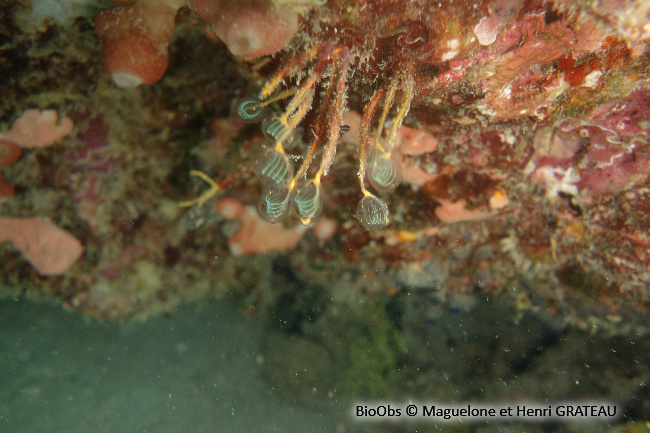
[293,178,323,225]
[550,238,557,261]
[288,136,320,191]
[397,230,418,243]
[386,73,414,153]
[358,88,384,193]
[251,57,271,71]
[278,87,314,144]
[489,190,509,210]
[564,221,586,239]
[259,48,318,99]
[264,55,324,151]
[316,53,351,181]
[274,140,285,154]
[261,88,298,108]
[261,74,285,99]
[374,78,398,154]
[178,170,219,208]
[236,89,300,124]
[283,76,319,119]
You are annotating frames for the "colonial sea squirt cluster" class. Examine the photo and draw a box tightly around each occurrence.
[235,43,412,229]
[95,0,454,229]
[90,0,650,318]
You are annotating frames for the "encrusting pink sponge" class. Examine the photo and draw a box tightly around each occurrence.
[0,218,83,276]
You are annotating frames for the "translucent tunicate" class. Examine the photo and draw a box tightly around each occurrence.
[356,195,390,229]
[254,148,294,187]
[258,185,291,223]
[367,151,402,194]
[292,179,323,225]
[284,126,304,150]
[235,97,266,123]
[262,114,295,145]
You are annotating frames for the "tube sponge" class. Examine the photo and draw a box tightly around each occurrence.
[190,0,299,59]
[94,0,298,87]
[94,0,185,88]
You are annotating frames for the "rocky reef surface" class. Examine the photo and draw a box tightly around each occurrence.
[1,0,650,430]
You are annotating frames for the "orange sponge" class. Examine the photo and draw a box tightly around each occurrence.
[94,0,184,88]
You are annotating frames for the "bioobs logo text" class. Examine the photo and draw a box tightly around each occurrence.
[356,404,402,418]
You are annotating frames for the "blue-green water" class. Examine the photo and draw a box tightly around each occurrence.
[0,298,338,433]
